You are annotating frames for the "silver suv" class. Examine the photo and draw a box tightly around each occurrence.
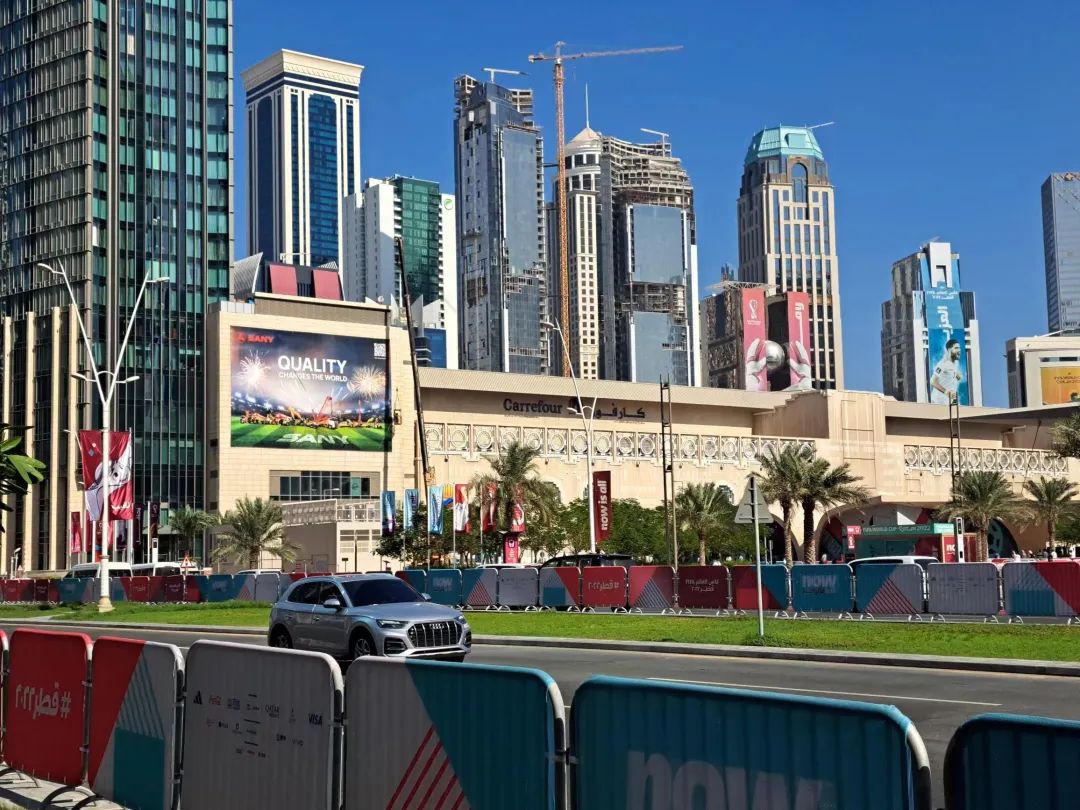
[269,574,472,662]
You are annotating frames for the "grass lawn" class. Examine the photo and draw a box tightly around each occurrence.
[0,602,271,627]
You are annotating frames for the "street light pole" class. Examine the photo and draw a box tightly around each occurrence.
[543,320,598,553]
[39,259,167,612]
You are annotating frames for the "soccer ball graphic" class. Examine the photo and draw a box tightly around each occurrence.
[762,340,786,371]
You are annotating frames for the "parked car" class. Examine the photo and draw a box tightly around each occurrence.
[64,562,134,579]
[268,574,471,662]
[132,563,183,578]
[477,563,528,571]
[539,553,633,569]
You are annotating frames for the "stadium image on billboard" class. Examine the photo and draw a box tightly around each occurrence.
[230,327,391,451]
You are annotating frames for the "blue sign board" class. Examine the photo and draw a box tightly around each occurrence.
[924,288,969,406]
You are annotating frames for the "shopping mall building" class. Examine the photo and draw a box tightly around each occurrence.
[8,292,1077,572]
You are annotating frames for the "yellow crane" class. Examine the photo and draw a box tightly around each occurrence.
[528,41,683,376]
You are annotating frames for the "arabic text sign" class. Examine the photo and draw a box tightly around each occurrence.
[592,470,611,544]
[676,565,729,610]
[582,566,627,609]
[6,629,91,785]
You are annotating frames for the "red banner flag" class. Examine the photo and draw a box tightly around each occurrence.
[482,483,497,532]
[510,486,525,534]
[70,512,82,554]
[592,470,612,544]
[503,536,520,564]
[453,484,470,533]
[78,430,134,521]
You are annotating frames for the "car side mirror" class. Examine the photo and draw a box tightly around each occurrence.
[421,593,432,602]
[322,598,343,610]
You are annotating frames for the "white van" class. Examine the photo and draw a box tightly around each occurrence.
[65,562,134,579]
[133,563,183,578]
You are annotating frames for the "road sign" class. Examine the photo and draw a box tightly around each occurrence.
[735,481,773,524]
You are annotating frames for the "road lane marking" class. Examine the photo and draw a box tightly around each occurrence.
[645,677,1001,707]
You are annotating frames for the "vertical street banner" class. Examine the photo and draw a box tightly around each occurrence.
[741,287,769,391]
[427,486,444,535]
[86,515,96,561]
[381,491,396,537]
[510,486,526,534]
[148,501,160,541]
[453,484,470,533]
[482,483,498,532]
[503,536,521,564]
[786,291,813,391]
[924,288,969,405]
[442,483,454,510]
[70,512,82,555]
[132,505,143,555]
[592,471,612,544]
[78,430,134,521]
[404,488,419,531]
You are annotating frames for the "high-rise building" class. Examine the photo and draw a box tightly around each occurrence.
[1042,172,1080,333]
[1006,334,1080,407]
[737,126,843,389]
[551,127,700,384]
[243,50,362,267]
[880,241,982,405]
[0,0,234,568]
[453,75,548,375]
[342,177,458,368]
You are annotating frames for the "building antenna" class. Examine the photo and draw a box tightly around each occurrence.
[584,83,590,129]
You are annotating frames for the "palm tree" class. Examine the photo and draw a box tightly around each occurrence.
[169,506,218,560]
[800,458,869,564]
[470,440,561,535]
[938,471,1031,561]
[1024,476,1078,549]
[757,444,814,566]
[1052,411,1080,459]
[676,482,735,565]
[0,425,44,532]
[212,497,298,570]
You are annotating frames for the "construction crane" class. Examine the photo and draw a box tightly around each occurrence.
[482,67,526,83]
[528,42,683,375]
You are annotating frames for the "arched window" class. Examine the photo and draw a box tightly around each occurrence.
[792,162,808,203]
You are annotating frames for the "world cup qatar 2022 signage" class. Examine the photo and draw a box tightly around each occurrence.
[230,327,391,451]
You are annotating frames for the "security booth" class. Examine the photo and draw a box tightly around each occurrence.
[844,523,962,562]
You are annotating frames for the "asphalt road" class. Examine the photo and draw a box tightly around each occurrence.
[5,620,1077,807]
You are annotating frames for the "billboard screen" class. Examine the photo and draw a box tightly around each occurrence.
[1040,365,1080,404]
[230,327,391,451]
[924,289,969,405]
[785,291,813,391]
[741,288,768,391]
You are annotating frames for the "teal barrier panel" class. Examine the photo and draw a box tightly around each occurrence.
[791,564,854,612]
[426,569,463,606]
[57,578,89,603]
[345,658,566,809]
[194,574,237,602]
[572,676,932,810]
[396,569,427,595]
[856,563,925,614]
[945,713,1080,810]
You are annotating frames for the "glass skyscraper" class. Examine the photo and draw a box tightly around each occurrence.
[0,0,234,570]
[1042,173,1080,333]
[243,50,362,267]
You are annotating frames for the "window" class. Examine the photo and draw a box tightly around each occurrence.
[792,163,808,203]
[289,581,321,605]
[319,582,344,605]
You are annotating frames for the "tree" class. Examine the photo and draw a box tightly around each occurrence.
[799,458,869,564]
[675,483,737,565]
[1023,476,1078,549]
[169,506,218,559]
[757,444,814,566]
[470,440,562,536]
[1052,411,1080,459]
[0,425,45,532]
[603,500,669,562]
[937,471,1031,561]
[213,497,298,570]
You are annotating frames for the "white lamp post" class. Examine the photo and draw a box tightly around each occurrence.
[542,320,599,553]
[39,260,167,612]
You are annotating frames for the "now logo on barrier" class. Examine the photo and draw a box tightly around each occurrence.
[626,752,830,810]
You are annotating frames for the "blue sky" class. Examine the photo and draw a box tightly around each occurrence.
[232,0,1079,406]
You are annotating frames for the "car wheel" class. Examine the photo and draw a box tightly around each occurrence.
[270,627,292,649]
[351,629,376,659]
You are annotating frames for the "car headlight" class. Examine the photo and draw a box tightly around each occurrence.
[455,615,465,623]
[376,619,408,629]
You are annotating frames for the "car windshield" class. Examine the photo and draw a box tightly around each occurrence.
[342,578,421,607]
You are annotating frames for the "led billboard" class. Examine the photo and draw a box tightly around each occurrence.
[925,289,969,406]
[1040,366,1080,404]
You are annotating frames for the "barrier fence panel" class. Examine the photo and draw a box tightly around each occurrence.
[497,567,539,609]
[122,576,152,603]
[791,564,854,614]
[254,573,281,603]
[856,564,926,615]
[1002,561,1080,617]
[57,578,89,604]
[731,564,789,610]
[5,629,92,786]
[461,568,497,609]
[539,567,580,609]
[676,565,730,611]
[572,675,932,810]
[234,574,257,601]
[928,563,1000,616]
[33,578,57,603]
[196,574,239,603]
[582,566,627,610]
[426,569,463,607]
[180,641,343,810]
[162,575,186,603]
[344,658,566,810]
[1,579,31,603]
[628,566,675,612]
[88,637,184,810]
[397,569,427,596]
[147,575,167,603]
[944,713,1080,810]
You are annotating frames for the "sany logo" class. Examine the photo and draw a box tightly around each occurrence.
[626,752,828,810]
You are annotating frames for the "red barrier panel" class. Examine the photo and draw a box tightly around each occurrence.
[1035,560,1080,614]
[147,575,166,603]
[2,579,27,603]
[677,565,731,610]
[582,566,627,609]
[33,579,50,603]
[6,629,91,785]
[125,576,151,603]
[182,575,201,603]
[629,566,675,611]
[162,575,186,603]
[731,565,784,610]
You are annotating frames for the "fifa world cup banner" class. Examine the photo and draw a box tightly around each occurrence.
[230,327,391,451]
[741,287,769,392]
[79,430,134,521]
[786,291,813,391]
[924,289,970,406]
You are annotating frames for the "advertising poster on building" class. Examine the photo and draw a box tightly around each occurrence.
[78,430,134,521]
[1040,366,1080,404]
[592,471,611,544]
[741,288,769,391]
[925,289,969,405]
[785,292,813,391]
[230,327,391,451]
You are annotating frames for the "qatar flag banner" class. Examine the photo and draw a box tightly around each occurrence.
[78,431,134,521]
